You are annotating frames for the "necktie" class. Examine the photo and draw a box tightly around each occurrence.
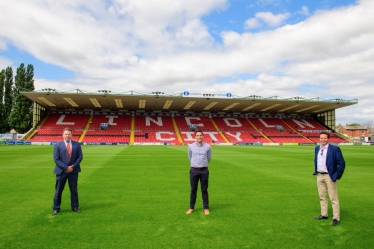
[66,142,71,159]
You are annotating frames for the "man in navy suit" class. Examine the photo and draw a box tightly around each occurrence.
[52,127,83,215]
[313,131,345,226]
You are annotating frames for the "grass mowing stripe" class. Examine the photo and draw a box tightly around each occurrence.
[0,145,373,248]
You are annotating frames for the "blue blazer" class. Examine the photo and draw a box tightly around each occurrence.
[53,140,83,175]
[313,144,345,182]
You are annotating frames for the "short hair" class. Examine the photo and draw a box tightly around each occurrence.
[319,131,330,138]
[195,129,203,135]
[63,127,73,133]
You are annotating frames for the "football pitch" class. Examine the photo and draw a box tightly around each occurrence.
[0,145,373,248]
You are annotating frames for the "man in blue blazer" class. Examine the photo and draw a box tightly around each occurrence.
[313,131,345,226]
[52,127,83,215]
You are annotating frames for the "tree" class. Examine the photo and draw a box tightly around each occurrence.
[1,67,14,133]
[0,70,4,132]
[361,122,373,132]
[8,64,35,133]
[347,123,360,126]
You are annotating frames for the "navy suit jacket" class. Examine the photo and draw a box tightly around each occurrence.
[53,140,83,175]
[313,143,345,182]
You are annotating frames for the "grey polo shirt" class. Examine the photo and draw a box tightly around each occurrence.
[188,142,212,168]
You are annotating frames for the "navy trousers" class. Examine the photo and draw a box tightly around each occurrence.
[53,172,79,210]
[189,167,209,209]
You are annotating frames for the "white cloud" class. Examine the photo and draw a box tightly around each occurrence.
[244,11,290,30]
[175,19,215,48]
[298,6,310,16]
[244,18,261,29]
[255,0,282,7]
[255,11,290,27]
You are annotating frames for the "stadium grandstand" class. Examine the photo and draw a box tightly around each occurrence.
[19,89,358,145]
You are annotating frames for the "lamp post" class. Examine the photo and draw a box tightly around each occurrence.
[98,90,111,97]
[294,96,305,103]
[152,91,164,98]
[41,88,56,95]
[335,98,342,104]
[249,95,261,101]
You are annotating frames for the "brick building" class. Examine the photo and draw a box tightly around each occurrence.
[337,125,374,142]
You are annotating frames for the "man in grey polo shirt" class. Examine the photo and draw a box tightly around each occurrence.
[186,130,212,215]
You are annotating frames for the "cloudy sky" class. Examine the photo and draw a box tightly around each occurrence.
[0,0,373,125]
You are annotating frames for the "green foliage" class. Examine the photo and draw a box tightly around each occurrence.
[8,64,35,133]
[0,145,373,249]
[0,70,4,132]
[0,67,14,133]
[347,123,360,126]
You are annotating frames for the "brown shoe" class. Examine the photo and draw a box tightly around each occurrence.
[204,209,210,215]
[186,209,194,214]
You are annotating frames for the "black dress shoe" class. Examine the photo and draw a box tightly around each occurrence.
[53,210,59,216]
[72,208,81,213]
[332,219,340,226]
[314,215,328,220]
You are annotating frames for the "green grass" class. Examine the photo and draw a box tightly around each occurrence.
[0,145,373,248]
